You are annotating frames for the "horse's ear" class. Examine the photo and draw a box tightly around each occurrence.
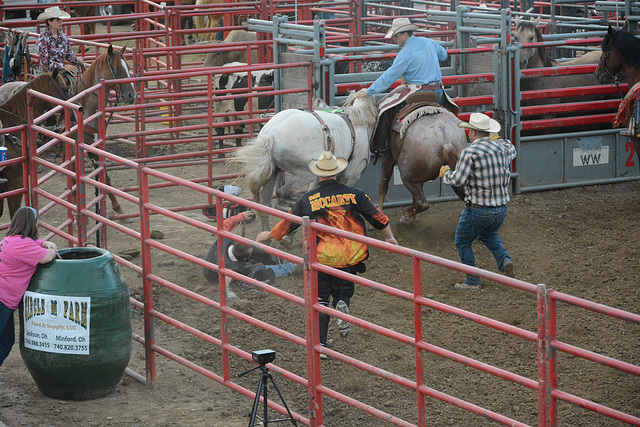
[108,44,114,56]
[622,21,628,32]
[514,15,520,27]
[608,25,614,36]
[533,16,540,27]
[52,68,58,79]
[120,45,127,55]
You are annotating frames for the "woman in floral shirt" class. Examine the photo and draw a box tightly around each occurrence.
[36,6,84,74]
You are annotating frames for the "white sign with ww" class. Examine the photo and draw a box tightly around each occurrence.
[22,291,91,355]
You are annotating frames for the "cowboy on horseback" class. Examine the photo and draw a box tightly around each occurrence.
[355,18,457,155]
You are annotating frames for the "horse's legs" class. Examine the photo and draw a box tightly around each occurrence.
[216,127,226,159]
[104,174,124,215]
[377,152,395,209]
[234,126,243,147]
[88,151,124,216]
[257,174,279,231]
[7,195,21,219]
[402,180,429,220]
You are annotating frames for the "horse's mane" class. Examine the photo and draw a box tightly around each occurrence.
[603,28,640,68]
[83,49,124,85]
[341,91,378,127]
[0,73,55,120]
[517,21,555,67]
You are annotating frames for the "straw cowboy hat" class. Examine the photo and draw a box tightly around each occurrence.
[385,18,420,39]
[458,113,501,133]
[37,6,71,22]
[308,151,348,177]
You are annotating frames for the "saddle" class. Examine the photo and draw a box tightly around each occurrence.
[370,84,459,154]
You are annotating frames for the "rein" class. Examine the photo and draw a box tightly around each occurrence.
[601,49,640,99]
[75,57,121,128]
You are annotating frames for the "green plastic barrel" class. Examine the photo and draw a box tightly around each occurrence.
[19,247,132,400]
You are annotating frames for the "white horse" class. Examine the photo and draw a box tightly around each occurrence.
[234,91,378,230]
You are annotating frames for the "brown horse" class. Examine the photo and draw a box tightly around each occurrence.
[69,1,97,41]
[378,105,467,222]
[595,23,640,169]
[67,45,137,216]
[0,71,70,218]
[195,0,225,42]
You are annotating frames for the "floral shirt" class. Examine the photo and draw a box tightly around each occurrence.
[36,31,78,72]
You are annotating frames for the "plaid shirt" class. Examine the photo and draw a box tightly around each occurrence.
[36,31,78,72]
[443,136,517,207]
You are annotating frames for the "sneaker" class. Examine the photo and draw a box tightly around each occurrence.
[502,259,515,278]
[453,283,482,291]
[319,343,328,360]
[226,291,240,304]
[335,300,351,338]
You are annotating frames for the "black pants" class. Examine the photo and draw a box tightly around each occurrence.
[371,104,403,153]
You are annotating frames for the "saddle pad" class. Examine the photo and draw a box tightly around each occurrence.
[397,105,449,139]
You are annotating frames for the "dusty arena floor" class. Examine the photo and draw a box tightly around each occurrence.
[1,19,640,427]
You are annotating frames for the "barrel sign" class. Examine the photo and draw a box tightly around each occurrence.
[23,291,91,355]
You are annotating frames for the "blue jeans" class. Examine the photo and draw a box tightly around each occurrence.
[0,301,15,367]
[265,262,296,278]
[455,205,511,286]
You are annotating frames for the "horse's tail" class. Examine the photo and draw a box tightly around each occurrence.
[232,134,276,197]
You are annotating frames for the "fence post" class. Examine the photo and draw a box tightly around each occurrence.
[303,216,322,427]
[137,164,156,388]
[74,109,87,247]
[26,92,37,211]
[413,257,426,427]
[537,284,549,427]
[548,290,559,426]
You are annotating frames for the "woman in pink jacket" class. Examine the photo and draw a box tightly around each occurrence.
[0,207,58,367]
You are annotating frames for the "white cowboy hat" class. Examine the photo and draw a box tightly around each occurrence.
[458,112,501,133]
[385,18,420,39]
[308,151,348,177]
[37,6,71,22]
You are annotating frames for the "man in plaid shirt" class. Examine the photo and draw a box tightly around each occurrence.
[440,113,517,290]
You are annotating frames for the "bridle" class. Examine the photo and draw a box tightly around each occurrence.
[74,56,123,105]
[600,48,640,98]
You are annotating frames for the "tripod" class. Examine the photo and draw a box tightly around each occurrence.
[238,363,298,426]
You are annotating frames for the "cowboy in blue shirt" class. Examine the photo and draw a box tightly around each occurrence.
[356,18,451,154]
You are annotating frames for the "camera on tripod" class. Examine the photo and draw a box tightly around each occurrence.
[252,349,276,365]
[240,349,297,426]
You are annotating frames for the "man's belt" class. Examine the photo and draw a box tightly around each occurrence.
[417,82,443,91]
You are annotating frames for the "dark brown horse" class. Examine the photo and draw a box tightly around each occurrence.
[0,71,70,218]
[69,1,97,41]
[595,23,640,169]
[377,105,467,222]
[68,45,137,215]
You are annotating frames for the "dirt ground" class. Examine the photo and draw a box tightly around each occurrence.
[1,152,639,426]
[1,18,640,427]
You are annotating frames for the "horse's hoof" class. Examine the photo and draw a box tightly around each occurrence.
[399,215,413,225]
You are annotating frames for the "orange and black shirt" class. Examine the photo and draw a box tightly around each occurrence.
[271,180,390,268]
